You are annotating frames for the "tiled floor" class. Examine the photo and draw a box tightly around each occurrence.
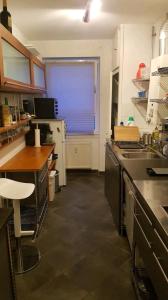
[16,171,136,300]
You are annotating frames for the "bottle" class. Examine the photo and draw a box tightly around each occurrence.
[136,63,146,79]
[127,116,135,126]
[2,97,11,126]
[152,126,160,143]
[0,0,12,33]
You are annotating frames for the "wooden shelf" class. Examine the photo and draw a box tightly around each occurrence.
[0,119,30,134]
[0,130,29,151]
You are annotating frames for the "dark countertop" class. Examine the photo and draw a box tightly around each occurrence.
[0,208,13,231]
[107,141,168,243]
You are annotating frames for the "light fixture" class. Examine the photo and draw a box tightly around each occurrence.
[83,0,102,23]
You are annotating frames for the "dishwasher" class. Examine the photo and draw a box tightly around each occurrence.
[105,143,122,234]
[123,171,136,251]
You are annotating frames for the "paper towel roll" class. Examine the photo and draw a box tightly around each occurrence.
[35,128,41,147]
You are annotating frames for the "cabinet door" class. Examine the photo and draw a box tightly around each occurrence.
[2,39,31,85]
[33,62,46,90]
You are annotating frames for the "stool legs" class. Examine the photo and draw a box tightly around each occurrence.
[12,200,40,274]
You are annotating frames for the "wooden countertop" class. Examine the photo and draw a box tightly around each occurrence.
[0,145,55,172]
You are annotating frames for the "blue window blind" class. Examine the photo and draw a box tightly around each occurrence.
[46,62,95,134]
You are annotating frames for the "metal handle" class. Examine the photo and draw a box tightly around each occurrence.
[153,252,168,283]
[154,228,168,254]
[134,215,152,248]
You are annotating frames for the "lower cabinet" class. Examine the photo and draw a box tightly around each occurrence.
[132,195,168,299]
[105,144,122,234]
[0,209,16,300]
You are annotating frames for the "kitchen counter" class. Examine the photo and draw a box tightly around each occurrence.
[0,145,55,172]
[106,141,168,242]
[108,141,168,180]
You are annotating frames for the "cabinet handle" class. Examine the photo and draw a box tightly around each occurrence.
[154,228,168,254]
[133,196,152,226]
[134,215,152,248]
[153,252,168,283]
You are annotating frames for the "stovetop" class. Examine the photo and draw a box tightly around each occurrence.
[116,141,144,149]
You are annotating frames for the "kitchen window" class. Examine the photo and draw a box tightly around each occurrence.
[45,58,100,134]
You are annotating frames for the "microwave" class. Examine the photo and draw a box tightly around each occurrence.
[34,98,58,119]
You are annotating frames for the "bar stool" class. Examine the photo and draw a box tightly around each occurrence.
[0,178,41,274]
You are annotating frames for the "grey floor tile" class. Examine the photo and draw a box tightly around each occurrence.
[16,172,136,300]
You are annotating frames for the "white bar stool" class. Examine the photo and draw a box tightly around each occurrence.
[0,178,41,274]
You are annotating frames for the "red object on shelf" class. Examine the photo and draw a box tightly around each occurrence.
[136,63,146,79]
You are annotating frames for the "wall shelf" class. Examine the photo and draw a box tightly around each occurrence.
[132,97,148,104]
[0,119,30,149]
[132,79,150,91]
[150,99,168,104]
[0,118,30,133]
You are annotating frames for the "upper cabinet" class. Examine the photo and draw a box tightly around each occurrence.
[0,24,46,93]
[112,27,121,71]
[32,58,46,90]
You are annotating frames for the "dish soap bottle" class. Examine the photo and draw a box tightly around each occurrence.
[127,116,135,126]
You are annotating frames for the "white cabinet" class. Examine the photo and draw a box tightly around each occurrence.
[112,28,121,70]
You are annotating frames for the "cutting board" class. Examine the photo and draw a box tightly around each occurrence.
[114,126,140,142]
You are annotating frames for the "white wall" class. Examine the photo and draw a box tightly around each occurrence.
[30,39,113,171]
[117,24,153,134]
[12,23,29,45]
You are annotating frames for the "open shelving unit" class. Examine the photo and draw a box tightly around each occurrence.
[0,118,30,149]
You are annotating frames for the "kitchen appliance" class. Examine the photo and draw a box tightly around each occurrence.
[105,143,122,234]
[32,119,66,186]
[116,141,144,149]
[34,98,58,119]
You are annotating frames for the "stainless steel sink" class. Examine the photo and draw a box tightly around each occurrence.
[122,152,162,159]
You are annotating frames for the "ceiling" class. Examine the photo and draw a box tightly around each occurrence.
[4,0,168,40]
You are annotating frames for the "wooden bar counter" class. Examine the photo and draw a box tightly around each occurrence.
[0,145,55,238]
[0,145,55,172]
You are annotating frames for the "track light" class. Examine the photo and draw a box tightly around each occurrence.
[83,0,102,23]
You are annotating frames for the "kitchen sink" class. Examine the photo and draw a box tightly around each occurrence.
[122,152,162,159]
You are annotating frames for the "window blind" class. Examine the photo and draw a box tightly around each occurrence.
[46,62,95,134]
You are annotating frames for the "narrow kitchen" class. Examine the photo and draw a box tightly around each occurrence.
[0,1,168,300]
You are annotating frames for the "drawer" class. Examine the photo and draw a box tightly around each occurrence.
[135,199,168,277]
[135,197,152,237]
[134,216,168,299]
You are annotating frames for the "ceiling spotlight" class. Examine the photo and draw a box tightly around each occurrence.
[83,0,102,23]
